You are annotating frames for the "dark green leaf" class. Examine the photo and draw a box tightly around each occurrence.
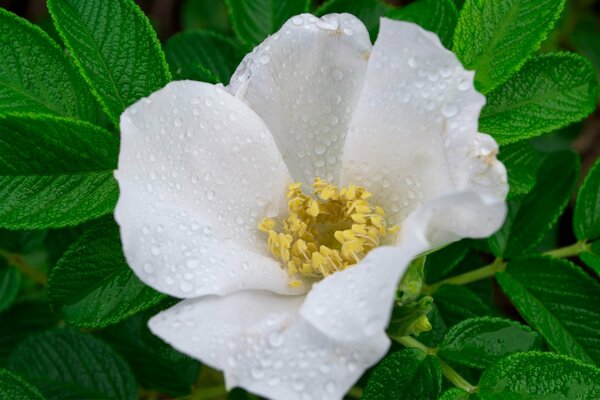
[164,31,245,83]
[49,218,165,328]
[496,256,600,365]
[480,53,598,144]
[0,301,59,365]
[0,8,97,122]
[497,142,543,198]
[0,114,118,229]
[574,157,600,241]
[99,312,200,396]
[226,0,309,48]
[387,0,458,48]
[488,151,579,258]
[440,388,470,399]
[433,285,494,327]
[439,317,543,369]
[571,16,600,101]
[425,240,469,283]
[453,0,565,93]
[0,369,45,400]
[48,0,171,125]
[0,259,20,313]
[580,241,600,276]
[8,329,137,400]
[363,348,442,400]
[315,0,391,40]
[478,352,600,398]
[181,0,231,33]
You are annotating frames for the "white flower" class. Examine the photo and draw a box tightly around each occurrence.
[114,14,508,400]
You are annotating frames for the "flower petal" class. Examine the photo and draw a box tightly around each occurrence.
[228,13,371,185]
[115,80,302,298]
[149,291,389,400]
[340,19,508,238]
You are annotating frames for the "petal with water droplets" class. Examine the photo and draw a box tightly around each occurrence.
[115,80,303,298]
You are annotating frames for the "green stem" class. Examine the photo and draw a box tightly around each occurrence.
[189,386,229,400]
[422,258,505,295]
[394,336,476,393]
[347,386,363,399]
[543,240,589,258]
[0,248,47,286]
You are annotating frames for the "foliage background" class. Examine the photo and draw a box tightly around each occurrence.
[0,0,600,399]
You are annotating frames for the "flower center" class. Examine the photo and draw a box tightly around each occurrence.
[259,178,399,287]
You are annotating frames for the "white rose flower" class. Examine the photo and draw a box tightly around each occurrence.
[114,13,508,400]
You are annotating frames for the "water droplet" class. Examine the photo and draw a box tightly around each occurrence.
[151,246,160,256]
[180,281,193,292]
[408,57,418,68]
[206,190,215,200]
[325,381,337,394]
[186,259,199,269]
[331,69,344,81]
[441,103,459,117]
[259,54,271,64]
[251,368,265,380]
[268,331,285,348]
[292,16,304,25]
[314,144,326,155]
[143,263,154,273]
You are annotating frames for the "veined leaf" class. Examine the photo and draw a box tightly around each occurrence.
[387,0,458,49]
[574,157,600,241]
[424,240,469,283]
[8,329,137,399]
[480,53,598,144]
[164,31,245,83]
[226,0,310,48]
[0,114,118,229]
[497,256,600,365]
[478,352,600,398]
[0,8,97,121]
[49,217,165,328]
[0,259,20,313]
[453,0,565,93]
[0,369,44,400]
[47,0,171,125]
[433,284,494,327]
[316,0,392,41]
[497,142,543,198]
[580,240,600,276]
[363,348,442,400]
[438,317,543,369]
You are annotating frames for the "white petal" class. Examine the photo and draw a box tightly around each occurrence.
[149,291,389,400]
[301,246,423,344]
[115,81,302,298]
[228,13,371,185]
[340,19,508,239]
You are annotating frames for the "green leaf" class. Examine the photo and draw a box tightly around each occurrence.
[0,259,20,313]
[571,16,600,101]
[387,0,458,48]
[0,8,97,122]
[99,312,201,396]
[580,241,600,276]
[574,157,600,241]
[362,348,442,400]
[478,352,600,398]
[433,285,494,327]
[49,218,165,328]
[438,317,543,369]
[453,0,565,93]
[0,301,59,365]
[425,240,469,283]
[497,142,543,198]
[0,114,118,229]
[0,369,45,400]
[480,53,598,144]
[181,0,231,33]
[440,388,470,399]
[488,151,579,258]
[496,256,600,365]
[164,31,245,83]
[8,329,137,399]
[47,0,171,125]
[226,0,309,48]
[315,0,391,40]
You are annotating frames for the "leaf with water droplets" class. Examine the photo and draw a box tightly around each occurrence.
[478,352,600,398]
[387,0,458,48]
[574,157,600,241]
[0,8,98,122]
[48,217,165,328]
[226,0,310,48]
[497,256,600,365]
[0,369,44,400]
[47,0,171,125]
[453,0,565,93]
[164,31,245,83]
[8,329,137,399]
[363,348,442,400]
[315,0,392,40]
[0,114,119,229]
[480,53,598,145]
[438,317,543,369]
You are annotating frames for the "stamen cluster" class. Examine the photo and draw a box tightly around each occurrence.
[259,178,399,286]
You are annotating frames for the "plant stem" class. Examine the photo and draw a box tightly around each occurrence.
[543,240,589,258]
[0,248,47,286]
[394,336,477,393]
[189,386,229,400]
[422,258,505,295]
